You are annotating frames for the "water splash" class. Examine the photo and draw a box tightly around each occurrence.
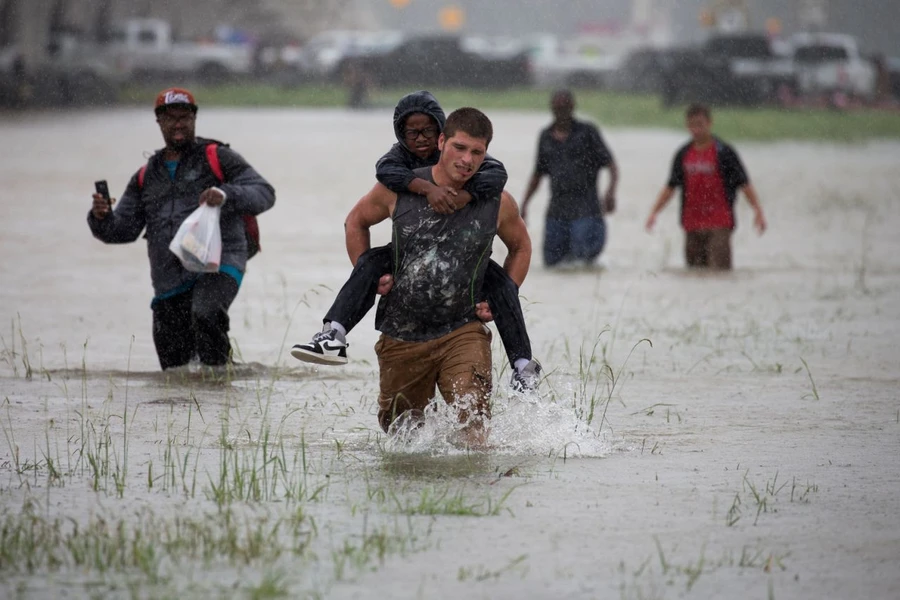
[383,383,611,458]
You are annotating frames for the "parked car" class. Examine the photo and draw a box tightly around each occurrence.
[887,56,900,100]
[0,34,120,108]
[301,30,404,81]
[106,18,255,83]
[606,47,670,94]
[462,35,528,61]
[657,32,794,107]
[529,34,629,89]
[789,32,877,100]
[0,46,24,106]
[338,34,531,89]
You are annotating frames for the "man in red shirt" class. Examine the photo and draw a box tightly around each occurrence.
[645,103,766,269]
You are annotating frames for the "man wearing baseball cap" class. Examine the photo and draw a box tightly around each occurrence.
[154,87,198,114]
[88,88,276,371]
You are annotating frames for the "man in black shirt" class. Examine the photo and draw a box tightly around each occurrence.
[521,89,619,268]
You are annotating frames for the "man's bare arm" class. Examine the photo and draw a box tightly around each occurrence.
[604,161,619,213]
[520,173,542,222]
[646,186,676,231]
[344,182,397,265]
[740,183,767,234]
[496,191,532,287]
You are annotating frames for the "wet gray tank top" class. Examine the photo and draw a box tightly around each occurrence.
[377,167,501,342]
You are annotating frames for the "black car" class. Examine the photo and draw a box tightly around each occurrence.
[337,35,531,89]
[658,33,795,107]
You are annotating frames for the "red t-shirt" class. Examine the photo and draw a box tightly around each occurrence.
[682,144,733,231]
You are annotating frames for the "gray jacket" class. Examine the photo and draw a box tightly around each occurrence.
[88,137,275,297]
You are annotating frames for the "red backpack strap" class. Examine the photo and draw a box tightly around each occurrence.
[204,142,261,257]
[138,164,147,188]
[205,143,224,182]
[243,214,261,257]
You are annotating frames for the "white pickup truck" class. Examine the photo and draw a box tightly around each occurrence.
[790,32,876,100]
[528,34,629,89]
[107,19,255,83]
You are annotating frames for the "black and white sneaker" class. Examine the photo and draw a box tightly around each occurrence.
[511,359,542,393]
[291,326,348,365]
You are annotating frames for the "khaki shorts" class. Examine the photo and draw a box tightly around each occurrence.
[374,321,493,432]
[685,228,732,270]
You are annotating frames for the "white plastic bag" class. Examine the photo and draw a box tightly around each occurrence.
[169,204,222,273]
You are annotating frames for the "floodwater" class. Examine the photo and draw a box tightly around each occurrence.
[1,108,899,599]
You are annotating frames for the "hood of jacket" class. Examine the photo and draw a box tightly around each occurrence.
[392,91,446,151]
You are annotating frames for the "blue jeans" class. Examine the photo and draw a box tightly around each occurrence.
[543,216,606,267]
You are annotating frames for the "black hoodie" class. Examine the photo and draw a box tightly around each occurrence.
[375,90,508,202]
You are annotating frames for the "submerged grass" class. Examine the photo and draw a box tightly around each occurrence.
[392,484,515,517]
[799,357,820,401]
[0,315,33,380]
[457,553,528,582]
[0,329,522,595]
[0,308,834,596]
[330,516,432,582]
[553,330,651,435]
[0,498,313,580]
[725,471,818,527]
[622,540,789,598]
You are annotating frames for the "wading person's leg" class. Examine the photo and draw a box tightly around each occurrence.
[375,334,440,433]
[435,322,493,442]
[707,228,733,270]
[543,218,572,267]
[685,230,710,268]
[192,273,240,366]
[570,215,606,263]
[152,291,195,370]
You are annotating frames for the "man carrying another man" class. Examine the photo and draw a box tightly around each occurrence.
[291,90,540,392]
[343,107,532,446]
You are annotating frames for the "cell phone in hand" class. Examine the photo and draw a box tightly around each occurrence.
[94,180,111,208]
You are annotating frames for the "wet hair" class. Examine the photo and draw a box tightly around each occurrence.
[442,107,493,146]
[551,88,574,104]
[686,103,712,120]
